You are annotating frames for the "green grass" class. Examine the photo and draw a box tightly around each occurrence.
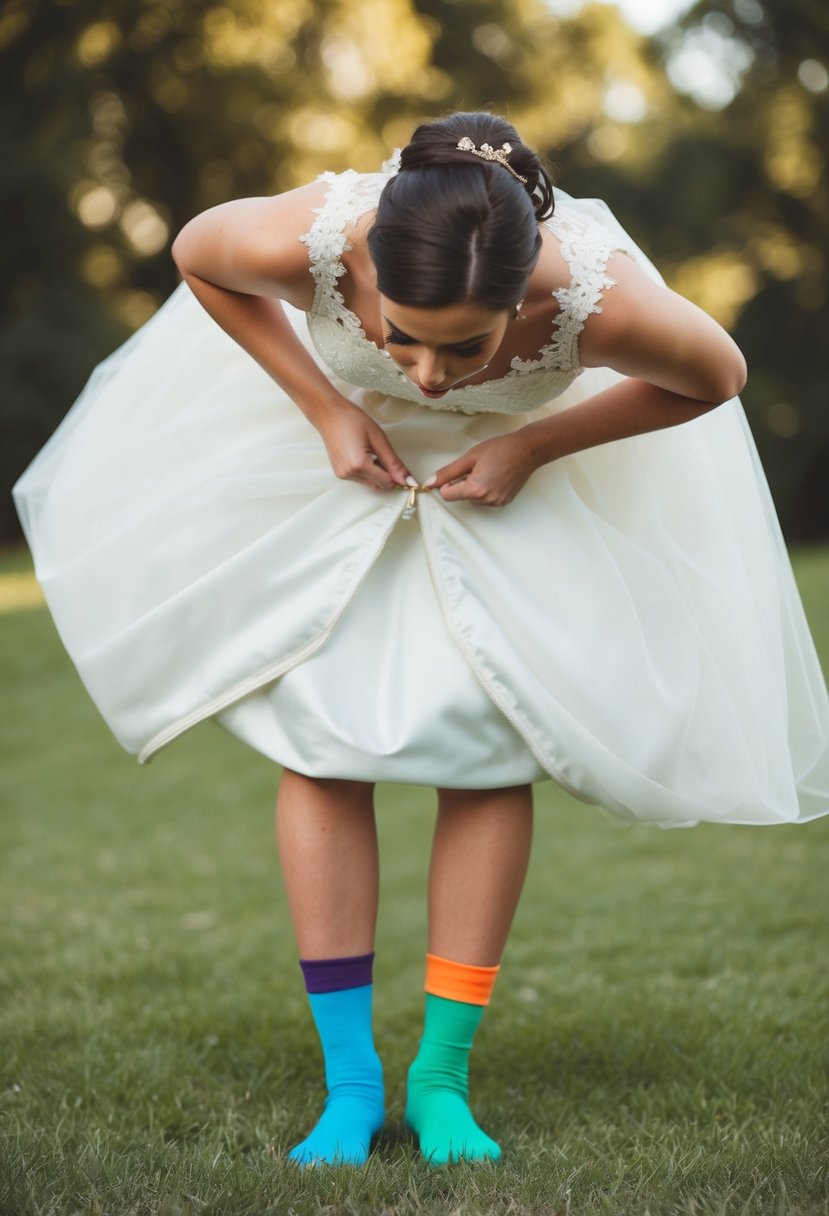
[1,546,828,1216]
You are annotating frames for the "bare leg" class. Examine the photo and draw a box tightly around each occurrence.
[275,769,379,958]
[407,784,534,1165]
[429,784,534,965]
[275,769,383,1165]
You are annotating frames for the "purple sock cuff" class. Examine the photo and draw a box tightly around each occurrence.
[299,951,375,994]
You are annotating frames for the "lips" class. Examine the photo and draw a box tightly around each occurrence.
[415,381,450,399]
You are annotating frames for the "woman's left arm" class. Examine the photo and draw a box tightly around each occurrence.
[432,255,748,506]
[582,249,747,399]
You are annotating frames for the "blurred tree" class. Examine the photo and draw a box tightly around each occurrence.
[552,0,829,539]
[676,0,829,541]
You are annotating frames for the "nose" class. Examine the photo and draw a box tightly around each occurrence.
[415,349,446,388]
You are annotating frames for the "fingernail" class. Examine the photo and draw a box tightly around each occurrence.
[424,474,437,487]
[405,475,418,487]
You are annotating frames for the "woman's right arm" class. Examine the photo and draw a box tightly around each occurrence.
[171,183,411,490]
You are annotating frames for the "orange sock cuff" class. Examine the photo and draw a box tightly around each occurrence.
[424,953,501,1006]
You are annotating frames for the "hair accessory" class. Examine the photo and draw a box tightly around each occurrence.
[456,137,528,184]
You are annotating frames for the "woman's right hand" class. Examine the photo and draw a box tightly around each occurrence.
[173,186,412,494]
[316,400,412,491]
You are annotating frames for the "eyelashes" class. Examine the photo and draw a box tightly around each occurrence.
[383,329,416,347]
[383,330,485,358]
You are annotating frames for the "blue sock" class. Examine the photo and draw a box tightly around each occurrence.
[289,954,385,1166]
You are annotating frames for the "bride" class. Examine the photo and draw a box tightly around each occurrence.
[14,110,829,1166]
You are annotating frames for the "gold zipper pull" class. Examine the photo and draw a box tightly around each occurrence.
[402,485,418,519]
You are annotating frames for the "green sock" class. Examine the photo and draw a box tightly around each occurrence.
[405,992,501,1165]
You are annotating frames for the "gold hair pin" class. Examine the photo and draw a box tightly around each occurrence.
[456,137,528,184]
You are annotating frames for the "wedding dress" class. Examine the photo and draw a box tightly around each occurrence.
[13,160,829,826]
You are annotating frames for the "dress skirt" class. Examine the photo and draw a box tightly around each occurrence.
[13,231,829,826]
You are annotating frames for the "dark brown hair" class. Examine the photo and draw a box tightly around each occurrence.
[367,112,555,311]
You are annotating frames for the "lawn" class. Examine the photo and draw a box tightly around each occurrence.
[1,546,827,1216]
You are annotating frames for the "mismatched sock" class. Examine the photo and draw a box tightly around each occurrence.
[405,954,501,1166]
[288,952,384,1167]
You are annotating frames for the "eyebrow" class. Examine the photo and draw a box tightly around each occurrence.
[382,317,492,347]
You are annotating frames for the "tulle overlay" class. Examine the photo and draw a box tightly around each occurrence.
[13,183,829,826]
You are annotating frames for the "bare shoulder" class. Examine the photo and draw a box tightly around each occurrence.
[580,251,747,403]
[577,250,667,362]
[171,179,331,309]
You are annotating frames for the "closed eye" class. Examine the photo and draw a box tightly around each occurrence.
[384,328,417,347]
[384,329,485,358]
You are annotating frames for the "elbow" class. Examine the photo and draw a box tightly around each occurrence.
[708,347,748,406]
[171,217,200,275]
[727,348,748,401]
[170,229,188,274]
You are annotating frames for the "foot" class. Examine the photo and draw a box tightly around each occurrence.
[405,1082,501,1166]
[289,1085,385,1167]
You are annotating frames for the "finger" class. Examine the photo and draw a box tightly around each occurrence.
[368,431,412,488]
[351,474,386,492]
[333,455,394,490]
[367,452,394,489]
[439,476,479,503]
[363,454,411,492]
[340,450,395,490]
[427,453,476,489]
[361,459,400,491]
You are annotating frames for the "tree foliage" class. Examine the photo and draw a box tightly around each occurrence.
[2,0,826,538]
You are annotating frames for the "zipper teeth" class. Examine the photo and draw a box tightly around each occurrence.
[417,498,583,799]
[140,490,583,795]
[138,500,406,763]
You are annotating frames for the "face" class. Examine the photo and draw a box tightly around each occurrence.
[379,296,510,399]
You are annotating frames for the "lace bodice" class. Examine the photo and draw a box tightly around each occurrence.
[300,162,628,415]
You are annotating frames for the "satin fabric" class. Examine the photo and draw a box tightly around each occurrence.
[12,189,829,826]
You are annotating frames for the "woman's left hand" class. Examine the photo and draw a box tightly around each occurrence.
[428,432,539,507]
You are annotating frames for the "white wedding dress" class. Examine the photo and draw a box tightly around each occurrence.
[13,161,829,827]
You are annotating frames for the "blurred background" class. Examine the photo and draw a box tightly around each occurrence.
[2,0,827,543]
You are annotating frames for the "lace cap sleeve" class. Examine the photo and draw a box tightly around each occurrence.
[518,210,624,375]
[298,170,388,332]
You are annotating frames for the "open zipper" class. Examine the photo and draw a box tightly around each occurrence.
[416,493,584,799]
[139,485,583,796]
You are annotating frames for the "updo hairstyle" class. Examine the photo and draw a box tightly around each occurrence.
[367,112,555,312]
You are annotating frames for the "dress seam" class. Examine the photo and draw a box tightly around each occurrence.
[416,496,588,801]
[136,499,406,763]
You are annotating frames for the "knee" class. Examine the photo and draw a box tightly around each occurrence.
[282,769,375,799]
[436,783,532,807]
